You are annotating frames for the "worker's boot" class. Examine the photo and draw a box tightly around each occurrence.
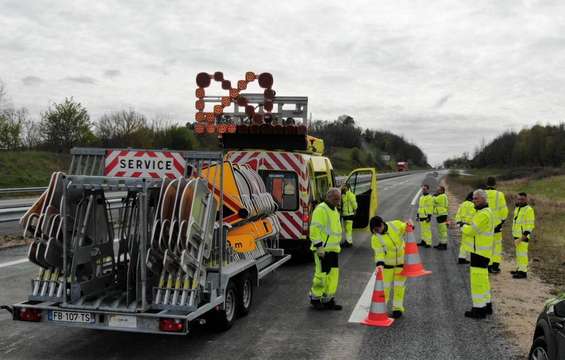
[440,244,448,250]
[310,299,324,310]
[391,310,403,319]
[418,241,425,247]
[512,271,527,279]
[324,299,342,311]
[485,303,493,315]
[458,258,470,265]
[464,307,486,319]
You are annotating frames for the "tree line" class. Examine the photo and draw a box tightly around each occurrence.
[0,81,204,152]
[0,81,429,170]
[443,123,565,168]
[309,115,429,168]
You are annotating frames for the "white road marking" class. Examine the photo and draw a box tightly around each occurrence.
[0,258,28,269]
[348,270,376,323]
[410,188,422,206]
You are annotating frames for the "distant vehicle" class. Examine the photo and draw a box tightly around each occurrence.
[433,171,439,177]
[529,293,565,360]
[397,161,408,172]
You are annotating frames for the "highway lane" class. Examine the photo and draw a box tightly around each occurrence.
[0,172,521,359]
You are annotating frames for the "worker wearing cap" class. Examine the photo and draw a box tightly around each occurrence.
[456,192,476,264]
[370,216,409,319]
[433,186,449,250]
[485,177,508,274]
[341,184,357,247]
[309,188,343,311]
[511,192,535,279]
[462,189,495,319]
[417,184,433,247]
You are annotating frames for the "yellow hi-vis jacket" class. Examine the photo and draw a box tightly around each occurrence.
[512,205,535,240]
[455,200,476,225]
[462,206,495,259]
[371,220,407,267]
[433,193,449,216]
[309,202,342,253]
[486,189,508,224]
[341,190,357,217]
[418,194,433,220]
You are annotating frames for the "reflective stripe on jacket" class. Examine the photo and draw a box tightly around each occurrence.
[418,194,433,218]
[512,205,535,239]
[310,202,342,253]
[371,220,407,266]
[433,193,449,216]
[462,206,495,259]
[342,190,357,217]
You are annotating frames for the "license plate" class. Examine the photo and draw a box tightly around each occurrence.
[49,310,95,324]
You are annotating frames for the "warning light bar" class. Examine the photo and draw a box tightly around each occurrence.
[191,71,308,140]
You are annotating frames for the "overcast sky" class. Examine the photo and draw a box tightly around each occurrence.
[1,0,564,165]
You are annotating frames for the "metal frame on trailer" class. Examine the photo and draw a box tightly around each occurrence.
[5,148,291,335]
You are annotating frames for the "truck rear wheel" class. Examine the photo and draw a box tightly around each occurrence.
[211,281,237,331]
[236,274,253,316]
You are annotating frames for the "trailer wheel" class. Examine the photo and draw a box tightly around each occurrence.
[237,274,253,316]
[212,281,237,331]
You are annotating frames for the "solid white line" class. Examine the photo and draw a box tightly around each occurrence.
[0,258,28,269]
[348,270,376,323]
[410,188,423,206]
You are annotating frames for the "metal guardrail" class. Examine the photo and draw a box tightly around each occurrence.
[0,187,47,194]
[335,170,421,186]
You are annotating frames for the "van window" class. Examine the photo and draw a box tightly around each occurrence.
[259,171,298,211]
[314,171,330,203]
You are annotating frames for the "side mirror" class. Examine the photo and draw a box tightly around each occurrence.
[554,300,565,317]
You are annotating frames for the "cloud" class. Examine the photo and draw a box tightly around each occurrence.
[103,69,121,78]
[21,76,43,86]
[63,76,96,85]
[1,0,564,164]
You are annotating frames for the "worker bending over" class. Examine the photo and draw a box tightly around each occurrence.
[309,188,343,310]
[456,192,476,264]
[485,177,508,274]
[511,192,535,279]
[370,216,409,319]
[341,184,357,247]
[417,184,433,248]
[433,185,449,250]
[461,189,495,319]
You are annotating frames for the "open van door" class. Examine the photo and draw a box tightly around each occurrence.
[344,168,378,230]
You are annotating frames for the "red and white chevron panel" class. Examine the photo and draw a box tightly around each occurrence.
[227,151,309,240]
[104,150,186,179]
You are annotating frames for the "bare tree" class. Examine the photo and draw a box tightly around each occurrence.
[96,109,147,146]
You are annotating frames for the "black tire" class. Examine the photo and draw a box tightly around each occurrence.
[529,336,550,360]
[211,281,237,331]
[236,274,253,317]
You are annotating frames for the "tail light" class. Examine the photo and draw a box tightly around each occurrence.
[195,99,205,111]
[195,88,205,98]
[227,123,237,133]
[238,80,247,90]
[159,318,185,333]
[194,123,206,134]
[17,308,42,322]
[245,71,256,81]
[302,214,310,223]
[206,124,216,134]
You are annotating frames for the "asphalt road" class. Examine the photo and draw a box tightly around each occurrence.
[0,172,521,359]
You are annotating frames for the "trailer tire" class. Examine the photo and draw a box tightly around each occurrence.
[237,274,253,317]
[211,281,237,331]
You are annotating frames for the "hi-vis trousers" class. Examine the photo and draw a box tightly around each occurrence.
[310,251,339,302]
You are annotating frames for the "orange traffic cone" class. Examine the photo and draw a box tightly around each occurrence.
[400,223,432,277]
[361,267,394,327]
